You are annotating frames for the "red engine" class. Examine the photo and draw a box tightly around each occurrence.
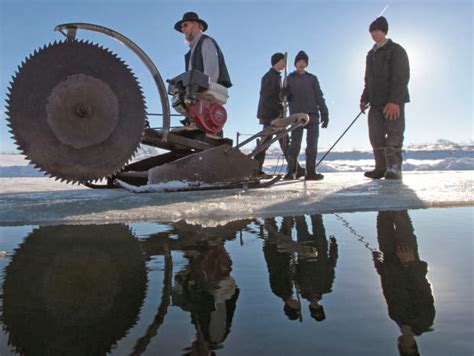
[186,99,227,134]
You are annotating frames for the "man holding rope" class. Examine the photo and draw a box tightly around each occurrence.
[360,16,410,180]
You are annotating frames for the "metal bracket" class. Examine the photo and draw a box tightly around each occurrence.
[66,27,77,41]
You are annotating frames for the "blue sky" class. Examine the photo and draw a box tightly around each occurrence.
[0,0,472,153]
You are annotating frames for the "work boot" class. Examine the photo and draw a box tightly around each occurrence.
[284,156,297,180]
[364,148,386,179]
[305,172,324,181]
[296,164,306,178]
[305,160,324,181]
[384,147,402,180]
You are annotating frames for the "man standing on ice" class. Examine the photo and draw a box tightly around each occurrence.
[360,16,410,180]
[284,50,329,181]
[255,53,304,178]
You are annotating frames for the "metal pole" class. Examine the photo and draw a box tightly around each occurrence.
[282,52,289,118]
[315,110,366,169]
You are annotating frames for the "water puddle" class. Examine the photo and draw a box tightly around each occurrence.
[0,207,472,355]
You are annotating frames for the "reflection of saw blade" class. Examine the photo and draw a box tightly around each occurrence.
[2,224,147,355]
[5,40,146,183]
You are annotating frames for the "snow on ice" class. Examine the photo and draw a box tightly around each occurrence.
[0,142,472,226]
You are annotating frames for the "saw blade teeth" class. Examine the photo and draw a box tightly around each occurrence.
[7,40,146,184]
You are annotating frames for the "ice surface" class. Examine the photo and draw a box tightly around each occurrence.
[1,171,472,226]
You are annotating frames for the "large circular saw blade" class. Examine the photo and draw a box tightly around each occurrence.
[5,40,147,183]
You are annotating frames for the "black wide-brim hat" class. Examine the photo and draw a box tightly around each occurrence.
[174,12,208,32]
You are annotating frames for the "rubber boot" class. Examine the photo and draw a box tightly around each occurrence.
[296,163,306,179]
[364,148,386,179]
[284,151,305,178]
[284,156,297,180]
[304,160,324,181]
[384,147,402,180]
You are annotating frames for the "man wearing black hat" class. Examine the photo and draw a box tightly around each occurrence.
[284,50,329,180]
[255,53,304,178]
[360,16,410,180]
[174,11,232,88]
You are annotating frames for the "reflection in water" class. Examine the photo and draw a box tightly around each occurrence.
[263,215,338,322]
[161,221,245,355]
[2,225,147,355]
[373,211,436,356]
[173,242,238,355]
[0,210,455,355]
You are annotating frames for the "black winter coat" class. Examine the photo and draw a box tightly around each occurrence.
[257,68,284,123]
[285,71,328,120]
[361,39,410,106]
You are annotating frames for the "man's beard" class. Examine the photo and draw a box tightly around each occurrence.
[185,32,195,43]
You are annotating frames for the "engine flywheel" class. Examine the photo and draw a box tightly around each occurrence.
[5,40,147,183]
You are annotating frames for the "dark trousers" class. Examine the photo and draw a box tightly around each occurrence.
[368,105,405,166]
[288,115,319,172]
[254,122,289,170]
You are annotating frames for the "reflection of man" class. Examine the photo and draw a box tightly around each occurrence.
[294,215,338,321]
[173,240,239,354]
[262,215,338,321]
[175,11,232,88]
[373,210,435,356]
[263,217,301,320]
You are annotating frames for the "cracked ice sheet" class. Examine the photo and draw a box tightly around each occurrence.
[0,171,472,226]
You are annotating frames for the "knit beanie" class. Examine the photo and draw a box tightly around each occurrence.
[271,52,285,66]
[369,16,389,34]
[294,50,309,66]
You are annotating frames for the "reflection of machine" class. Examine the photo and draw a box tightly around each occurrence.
[2,225,147,355]
[5,23,308,189]
[1,219,251,355]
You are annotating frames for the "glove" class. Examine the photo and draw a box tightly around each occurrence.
[321,115,329,128]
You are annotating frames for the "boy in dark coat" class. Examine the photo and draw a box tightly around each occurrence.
[360,16,410,180]
[256,53,304,177]
[284,51,329,180]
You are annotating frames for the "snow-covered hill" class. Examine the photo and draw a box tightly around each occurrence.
[1,142,473,177]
